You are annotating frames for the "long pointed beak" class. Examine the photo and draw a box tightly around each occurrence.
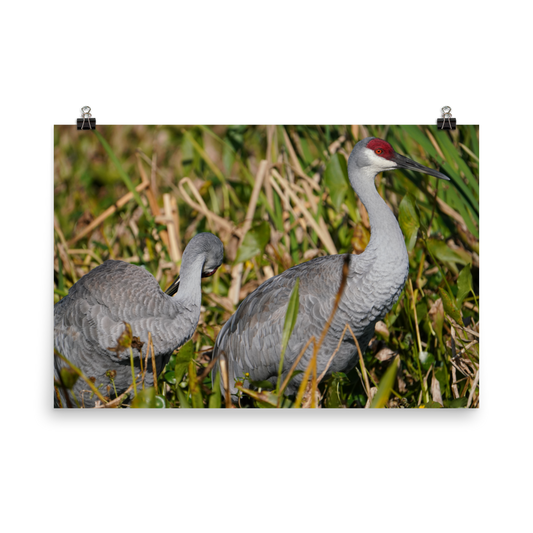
[393,153,450,181]
[164,276,180,297]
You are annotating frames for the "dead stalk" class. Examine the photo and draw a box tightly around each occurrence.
[466,369,479,408]
[271,168,338,255]
[137,154,158,211]
[219,353,232,408]
[170,196,182,257]
[277,336,315,401]
[163,193,180,263]
[178,177,233,235]
[294,255,350,408]
[316,323,350,384]
[228,160,268,305]
[347,324,372,400]
[149,332,158,394]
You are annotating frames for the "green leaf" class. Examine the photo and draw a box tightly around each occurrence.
[427,239,471,275]
[324,153,358,219]
[249,380,275,391]
[435,367,448,395]
[398,194,420,251]
[419,351,435,371]
[163,371,176,385]
[427,239,470,267]
[176,387,191,408]
[323,372,349,408]
[235,221,271,263]
[456,264,473,307]
[438,287,463,326]
[370,356,399,408]
[174,340,195,384]
[444,186,479,238]
[188,360,204,408]
[131,387,157,408]
[423,401,442,408]
[416,301,427,324]
[444,397,468,408]
[431,127,479,214]
[277,278,300,391]
[325,153,348,206]
[59,368,79,390]
[155,395,167,408]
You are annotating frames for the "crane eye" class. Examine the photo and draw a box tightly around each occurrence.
[375,149,382,155]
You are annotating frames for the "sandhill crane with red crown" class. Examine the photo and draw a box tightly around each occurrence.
[213,137,450,399]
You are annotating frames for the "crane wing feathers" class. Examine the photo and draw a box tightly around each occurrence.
[215,255,359,386]
[55,261,182,355]
[54,260,197,406]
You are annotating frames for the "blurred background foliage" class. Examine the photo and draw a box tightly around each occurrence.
[54,124,479,408]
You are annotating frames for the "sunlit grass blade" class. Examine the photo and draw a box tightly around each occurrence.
[427,127,478,214]
[370,355,399,408]
[438,287,464,326]
[456,264,473,307]
[398,194,420,251]
[237,386,279,408]
[176,387,191,408]
[276,278,300,392]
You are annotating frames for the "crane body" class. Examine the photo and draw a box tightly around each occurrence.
[54,232,223,407]
[213,137,449,399]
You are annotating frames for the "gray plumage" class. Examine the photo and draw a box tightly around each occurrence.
[213,137,450,398]
[54,232,223,407]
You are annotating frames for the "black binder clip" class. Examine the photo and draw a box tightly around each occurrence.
[77,106,96,130]
[437,106,456,130]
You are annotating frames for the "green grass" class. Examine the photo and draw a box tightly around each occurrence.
[54,124,479,408]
